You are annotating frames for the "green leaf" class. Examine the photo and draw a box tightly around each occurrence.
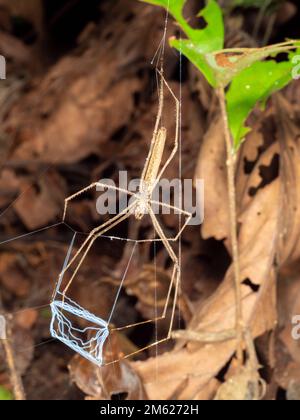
[140,0,299,89]
[141,0,224,47]
[170,0,224,87]
[0,386,13,401]
[141,0,224,86]
[141,0,300,151]
[171,39,218,86]
[226,52,299,150]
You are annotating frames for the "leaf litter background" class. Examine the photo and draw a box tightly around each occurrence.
[0,0,300,400]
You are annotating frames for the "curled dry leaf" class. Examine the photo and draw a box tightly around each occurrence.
[69,334,147,400]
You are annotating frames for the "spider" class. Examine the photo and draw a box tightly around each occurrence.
[51,69,192,365]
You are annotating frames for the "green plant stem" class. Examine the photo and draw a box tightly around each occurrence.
[217,86,244,367]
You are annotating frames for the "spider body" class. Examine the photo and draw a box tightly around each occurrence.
[53,70,192,365]
[133,190,149,220]
[134,126,167,220]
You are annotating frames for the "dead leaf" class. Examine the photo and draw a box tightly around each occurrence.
[194,115,229,240]
[0,325,34,376]
[132,113,282,399]
[69,334,147,400]
[13,170,66,230]
[14,309,38,330]
[215,365,264,400]
[0,253,30,297]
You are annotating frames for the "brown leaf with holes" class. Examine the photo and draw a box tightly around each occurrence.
[13,170,66,230]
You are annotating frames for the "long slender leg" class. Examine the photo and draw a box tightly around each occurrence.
[63,182,134,221]
[153,70,180,189]
[62,209,134,297]
[61,201,136,279]
[148,206,180,338]
[111,205,189,332]
[141,66,165,182]
[106,269,180,365]
[145,200,192,241]
[106,207,181,365]
[111,263,178,332]
[106,282,180,365]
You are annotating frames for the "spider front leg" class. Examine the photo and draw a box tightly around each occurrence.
[153,69,180,188]
[63,182,134,222]
[59,202,136,299]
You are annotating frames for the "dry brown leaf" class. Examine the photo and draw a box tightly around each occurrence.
[0,325,34,376]
[14,309,38,330]
[0,253,30,297]
[194,115,229,240]
[275,360,300,400]
[13,170,66,230]
[215,365,264,401]
[278,275,300,364]
[0,29,32,64]
[0,0,44,37]
[0,169,20,208]
[69,335,147,400]
[276,96,300,266]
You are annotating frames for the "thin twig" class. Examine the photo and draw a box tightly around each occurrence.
[216,86,244,367]
[1,314,26,400]
[262,13,276,46]
[172,328,236,343]
[253,0,272,41]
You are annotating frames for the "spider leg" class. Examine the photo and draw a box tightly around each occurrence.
[61,201,137,278]
[147,206,180,338]
[112,202,191,331]
[110,263,178,332]
[153,69,180,189]
[63,182,134,222]
[145,199,192,241]
[60,203,136,298]
[105,206,181,364]
[140,66,165,183]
